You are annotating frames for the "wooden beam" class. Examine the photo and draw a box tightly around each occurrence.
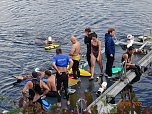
[86,50,152,113]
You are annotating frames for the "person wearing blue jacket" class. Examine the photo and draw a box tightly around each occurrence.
[105,28,115,77]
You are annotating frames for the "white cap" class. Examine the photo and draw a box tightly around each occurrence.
[127,34,134,40]
[35,68,40,72]
[48,36,52,41]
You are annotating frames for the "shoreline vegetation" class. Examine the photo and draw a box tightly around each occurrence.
[0,91,150,114]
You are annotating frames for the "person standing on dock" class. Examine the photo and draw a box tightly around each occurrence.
[69,36,81,81]
[51,48,73,107]
[121,46,142,83]
[90,32,103,80]
[84,27,92,72]
[105,28,115,78]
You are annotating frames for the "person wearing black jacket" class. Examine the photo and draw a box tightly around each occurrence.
[84,27,92,72]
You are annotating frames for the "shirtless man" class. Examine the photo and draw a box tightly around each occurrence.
[44,70,57,97]
[45,70,56,91]
[69,36,81,80]
[52,48,73,107]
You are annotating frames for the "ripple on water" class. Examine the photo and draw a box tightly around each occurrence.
[0,0,152,111]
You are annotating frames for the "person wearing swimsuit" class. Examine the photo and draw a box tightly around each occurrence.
[90,32,103,80]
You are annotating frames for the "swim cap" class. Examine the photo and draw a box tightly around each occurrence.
[35,68,40,72]
[127,34,134,40]
[48,36,52,41]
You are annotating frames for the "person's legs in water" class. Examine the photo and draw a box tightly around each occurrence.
[62,72,70,105]
[90,54,96,79]
[72,60,80,80]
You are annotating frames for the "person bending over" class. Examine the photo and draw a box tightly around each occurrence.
[121,46,142,83]
[21,71,49,109]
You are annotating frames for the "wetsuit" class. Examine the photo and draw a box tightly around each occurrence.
[121,52,142,83]
[52,54,70,103]
[72,54,80,79]
[29,79,43,105]
[84,34,92,67]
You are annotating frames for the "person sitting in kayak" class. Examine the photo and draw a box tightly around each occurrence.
[44,70,57,97]
[21,71,50,110]
[44,36,54,46]
[121,46,142,83]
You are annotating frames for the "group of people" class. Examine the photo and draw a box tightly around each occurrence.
[85,27,142,79]
[21,36,81,109]
[84,28,115,79]
[21,27,143,110]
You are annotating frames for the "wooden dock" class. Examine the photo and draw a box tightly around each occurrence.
[86,50,152,113]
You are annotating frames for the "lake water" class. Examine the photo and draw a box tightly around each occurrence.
[0,0,152,111]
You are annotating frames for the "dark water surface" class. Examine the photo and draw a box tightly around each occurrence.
[0,0,152,111]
